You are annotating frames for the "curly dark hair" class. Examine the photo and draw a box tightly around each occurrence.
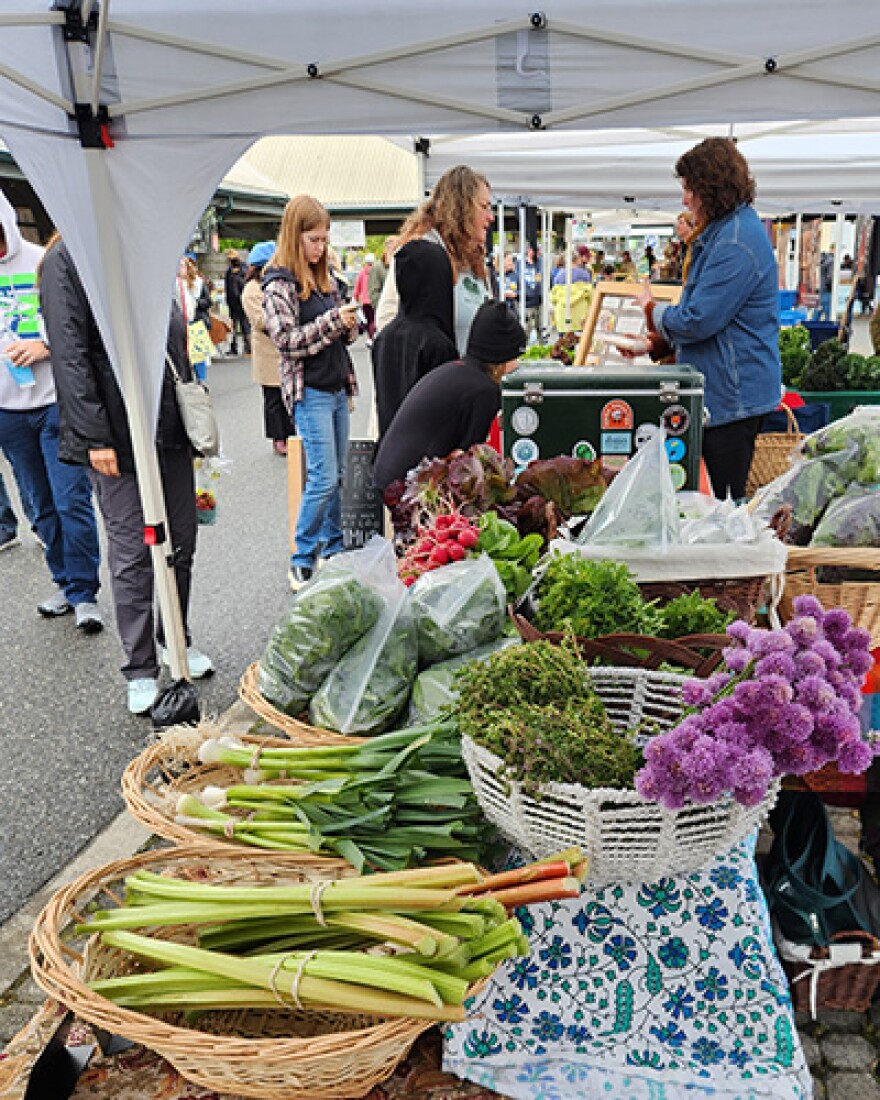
[675,138,755,222]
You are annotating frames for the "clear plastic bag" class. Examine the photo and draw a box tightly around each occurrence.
[811,484,880,548]
[751,444,858,542]
[680,494,758,545]
[257,538,393,715]
[578,426,680,549]
[194,455,230,525]
[410,555,507,667]
[309,583,418,735]
[408,635,519,724]
[801,406,880,484]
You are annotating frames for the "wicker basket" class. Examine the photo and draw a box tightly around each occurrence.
[510,612,728,676]
[29,846,441,1100]
[746,405,804,497]
[638,575,768,623]
[121,724,357,863]
[461,666,779,884]
[239,661,368,745]
[777,930,880,1017]
[781,546,880,648]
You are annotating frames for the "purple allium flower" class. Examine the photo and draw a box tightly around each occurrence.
[792,594,826,620]
[723,646,752,674]
[726,620,751,643]
[836,738,874,774]
[813,700,861,744]
[812,640,842,669]
[842,647,874,679]
[712,720,750,745]
[796,675,837,712]
[748,630,795,658]
[822,607,853,641]
[776,702,815,744]
[755,652,796,681]
[842,625,872,653]
[681,679,713,708]
[793,650,826,680]
[786,616,820,647]
[837,682,865,712]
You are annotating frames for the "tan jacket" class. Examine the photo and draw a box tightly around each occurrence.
[242,278,282,388]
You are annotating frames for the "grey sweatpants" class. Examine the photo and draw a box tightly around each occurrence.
[88,447,197,680]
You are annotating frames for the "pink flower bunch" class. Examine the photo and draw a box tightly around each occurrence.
[634,595,876,810]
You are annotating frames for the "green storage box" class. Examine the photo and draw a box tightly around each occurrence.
[794,390,880,423]
[501,362,705,491]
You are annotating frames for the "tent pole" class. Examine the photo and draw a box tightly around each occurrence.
[540,208,551,341]
[564,214,573,332]
[518,203,527,334]
[832,211,844,323]
[83,149,190,682]
[793,213,802,297]
[496,200,505,304]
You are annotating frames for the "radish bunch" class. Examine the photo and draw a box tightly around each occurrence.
[399,513,480,587]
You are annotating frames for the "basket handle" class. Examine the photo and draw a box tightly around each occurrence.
[787,546,880,570]
[828,930,880,953]
[781,404,801,436]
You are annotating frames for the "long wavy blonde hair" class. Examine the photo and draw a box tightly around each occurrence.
[273,195,333,301]
[397,165,489,281]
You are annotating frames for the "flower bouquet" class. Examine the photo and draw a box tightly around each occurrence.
[195,456,221,525]
[635,595,876,810]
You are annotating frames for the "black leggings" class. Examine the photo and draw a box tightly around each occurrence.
[702,415,765,501]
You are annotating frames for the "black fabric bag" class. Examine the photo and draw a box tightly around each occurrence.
[762,790,880,947]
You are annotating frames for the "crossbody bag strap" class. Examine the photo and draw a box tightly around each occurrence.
[165,351,182,382]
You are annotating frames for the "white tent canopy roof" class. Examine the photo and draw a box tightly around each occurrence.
[412,121,880,215]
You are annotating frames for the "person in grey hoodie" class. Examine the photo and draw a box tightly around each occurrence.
[0,195,102,630]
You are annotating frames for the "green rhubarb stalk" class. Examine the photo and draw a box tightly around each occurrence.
[97,931,457,1019]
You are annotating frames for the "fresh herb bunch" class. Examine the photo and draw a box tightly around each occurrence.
[656,591,734,639]
[455,639,642,794]
[532,556,663,639]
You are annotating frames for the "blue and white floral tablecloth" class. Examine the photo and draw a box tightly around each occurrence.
[443,840,812,1100]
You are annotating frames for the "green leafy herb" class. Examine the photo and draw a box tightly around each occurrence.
[455,639,642,793]
[532,555,663,639]
[656,591,734,639]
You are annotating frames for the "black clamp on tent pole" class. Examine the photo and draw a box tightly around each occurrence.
[56,4,114,147]
[57,1,97,43]
[414,137,430,156]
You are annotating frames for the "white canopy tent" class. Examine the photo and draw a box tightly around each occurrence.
[414,124,880,215]
[3,0,880,677]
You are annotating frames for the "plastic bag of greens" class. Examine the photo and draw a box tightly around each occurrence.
[578,426,680,549]
[751,445,858,542]
[408,636,520,724]
[410,554,506,666]
[801,406,880,484]
[257,538,392,715]
[811,484,880,548]
[309,577,418,735]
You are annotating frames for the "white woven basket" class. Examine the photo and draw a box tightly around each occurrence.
[461,667,779,885]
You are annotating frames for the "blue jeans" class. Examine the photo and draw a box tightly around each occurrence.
[0,404,101,604]
[0,470,17,539]
[292,387,349,568]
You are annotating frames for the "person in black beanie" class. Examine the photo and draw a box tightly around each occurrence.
[372,299,526,494]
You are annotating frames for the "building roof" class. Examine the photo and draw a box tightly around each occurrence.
[222,136,420,215]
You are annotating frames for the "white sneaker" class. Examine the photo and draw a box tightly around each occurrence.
[159,645,214,680]
[74,602,104,635]
[128,677,159,715]
[38,588,71,617]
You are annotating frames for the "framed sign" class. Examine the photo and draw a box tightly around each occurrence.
[574,280,682,367]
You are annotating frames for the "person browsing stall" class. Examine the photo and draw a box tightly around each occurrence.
[262,195,359,590]
[373,300,526,496]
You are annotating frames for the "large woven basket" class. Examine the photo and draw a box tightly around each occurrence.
[777,930,880,1017]
[29,847,437,1100]
[239,661,367,745]
[781,546,880,648]
[461,666,779,884]
[121,724,355,864]
[746,405,804,497]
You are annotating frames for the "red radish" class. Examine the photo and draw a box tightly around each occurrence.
[447,542,466,561]
[415,538,435,554]
[457,528,479,549]
[429,545,450,566]
[435,515,454,529]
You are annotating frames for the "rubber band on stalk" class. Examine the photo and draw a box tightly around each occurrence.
[310,881,330,927]
[249,745,263,771]
[223,820,236,839]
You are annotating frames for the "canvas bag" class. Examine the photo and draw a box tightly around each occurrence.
[165,352,219,458]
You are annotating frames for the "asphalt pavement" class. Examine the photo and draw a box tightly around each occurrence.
[0,341,376,926]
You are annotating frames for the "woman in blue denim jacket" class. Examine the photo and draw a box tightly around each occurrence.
[639,138,782,500]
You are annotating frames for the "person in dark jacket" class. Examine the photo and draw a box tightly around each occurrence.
[224,253,250,355]
[40,238,213,715]
[371,239,458,438]
[373,300,526,494]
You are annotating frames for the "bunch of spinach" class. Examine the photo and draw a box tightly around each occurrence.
[258,574,383,715]
[456,639,642,794]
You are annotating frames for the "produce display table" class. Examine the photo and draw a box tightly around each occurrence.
[444,840,812,1100]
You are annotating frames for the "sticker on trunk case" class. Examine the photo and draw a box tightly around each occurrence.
[601,399,634,430]
[662,404,690,435]
[572,439,596,461]
[511,437,539,466]
[511,406,540,436]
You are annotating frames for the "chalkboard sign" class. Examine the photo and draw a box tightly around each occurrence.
[341,439,384,549]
